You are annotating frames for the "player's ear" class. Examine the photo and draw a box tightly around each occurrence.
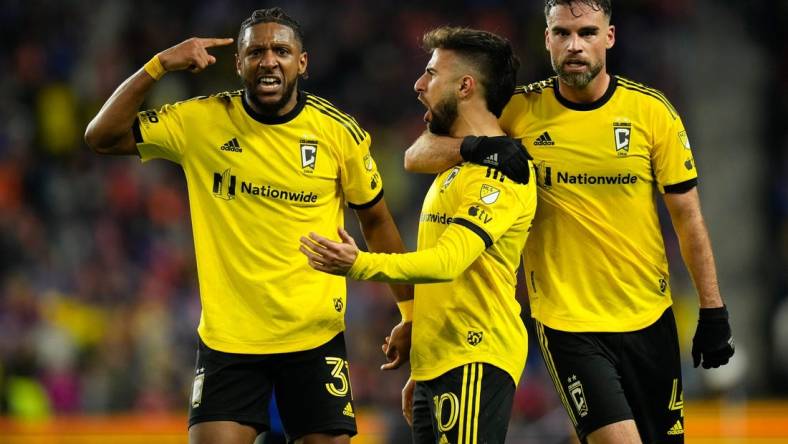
[606,25,615,49]
[299,51,308,78]
[235,52,241,77]
[545,27,550,51]
[458,75,475,99]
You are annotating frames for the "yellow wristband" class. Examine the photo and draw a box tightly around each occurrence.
[397,300,414,322]
[143,54,166,81]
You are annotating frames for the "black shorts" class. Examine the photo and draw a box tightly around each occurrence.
[533,308,684,443]
[412,363,515,444]
[188,332,357,442]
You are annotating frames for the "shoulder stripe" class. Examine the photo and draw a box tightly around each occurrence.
[305,94,366,141]
[305,99,366,144]
[309,95,366,138]
[452,218,493,249]
[305,100,366,144]
[617,77,678,119]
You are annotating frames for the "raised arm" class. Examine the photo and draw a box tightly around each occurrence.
[663,188,734,369]
[404,132,532,183]
[403,132,463,173]
[84,37,233,155]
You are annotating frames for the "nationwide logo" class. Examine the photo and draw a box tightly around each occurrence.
[219,137,242,153]
[535,161,552,190]
[613,121,631,156]
[667,420,684,435]
[556,171,639,185]
[533,131,555,146]
[212,169,319,203]
[420,212,453,225]
[300,139,318,172]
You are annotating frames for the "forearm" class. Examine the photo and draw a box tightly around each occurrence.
[665,190,724,308]
[350,224,485,284]
[85,67,157,154]
[403,131,463,173]
[356,202,413,301]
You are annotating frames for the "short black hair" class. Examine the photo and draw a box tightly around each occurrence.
[422,26,519,118]
[238,7,305,50]
[544,0,612,19]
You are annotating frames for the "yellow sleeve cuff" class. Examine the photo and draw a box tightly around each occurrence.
[397,300,414,322]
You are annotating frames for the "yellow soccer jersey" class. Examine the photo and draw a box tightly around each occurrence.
[350,162,537,384]
[500,76,698,332]
[134,90,383,354]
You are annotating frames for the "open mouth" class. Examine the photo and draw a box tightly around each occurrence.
[256,75,282,91]
[417,96,432,122]
[563,59,588,70]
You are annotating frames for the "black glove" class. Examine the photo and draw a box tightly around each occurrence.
[691,305,735,369]
[460,136,532,184]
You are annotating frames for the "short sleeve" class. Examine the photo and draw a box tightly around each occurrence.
[135,103,187,164]
[651,107,698,194]
[451,165,532,248]
[339,128,383,209]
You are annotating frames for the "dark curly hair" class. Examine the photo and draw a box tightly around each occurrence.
[238,7,305,50]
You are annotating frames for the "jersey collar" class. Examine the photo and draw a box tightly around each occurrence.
[242,90,307,124]
[553,75,618,111]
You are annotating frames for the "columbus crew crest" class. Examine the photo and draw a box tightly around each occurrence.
[613,121,632,156]
[300,139,318,172]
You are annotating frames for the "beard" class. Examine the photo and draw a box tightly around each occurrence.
[243,77,298,116]
[427,94,459,136]
[552,57,604,89]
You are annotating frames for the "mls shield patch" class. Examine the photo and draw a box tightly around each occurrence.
[480,184,500,204]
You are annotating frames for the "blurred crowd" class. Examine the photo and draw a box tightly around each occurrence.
[0,0,784,441]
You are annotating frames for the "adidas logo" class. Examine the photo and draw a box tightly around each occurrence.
[483,153,499,166]
[533,131,555,146]
[219,138,242,153]
[342,402,355,418]
[667,419,684,435]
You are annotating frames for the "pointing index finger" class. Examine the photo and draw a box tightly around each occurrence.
[200,37,234,48]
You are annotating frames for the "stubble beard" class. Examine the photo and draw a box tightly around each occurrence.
[427,94,459,136]
[244,78,298,116]
[553,58,604,89]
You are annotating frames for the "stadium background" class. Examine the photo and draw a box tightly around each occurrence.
[0,0,786,442]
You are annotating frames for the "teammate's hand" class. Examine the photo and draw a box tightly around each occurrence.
[460,136,532,184]
[157,37,234,74]
[402,377,416,427]
[381,320,412,370]
[299,228,359,276]
[692,305,735,369]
